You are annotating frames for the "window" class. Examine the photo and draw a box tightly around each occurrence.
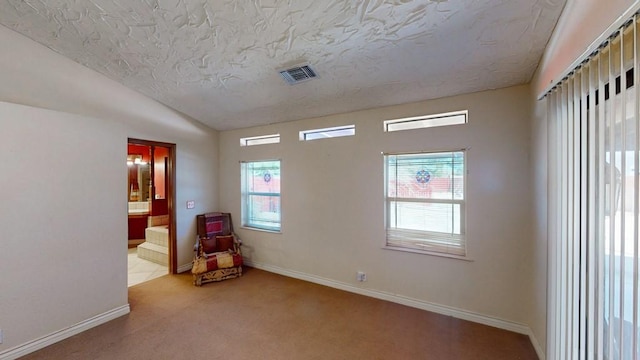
[240,134,280,146]
[383,110,467,132]
[384,151,466,256]
[299,125,355,141]
[241,160,281,232]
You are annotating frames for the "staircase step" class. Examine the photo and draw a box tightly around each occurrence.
[145,226,168,247]
[137,242,168,266]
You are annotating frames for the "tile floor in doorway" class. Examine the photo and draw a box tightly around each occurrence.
[128,247,168,287]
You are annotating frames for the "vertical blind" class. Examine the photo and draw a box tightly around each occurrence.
[546,15,640,359]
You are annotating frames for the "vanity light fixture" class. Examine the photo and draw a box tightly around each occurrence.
[127,155,147,166]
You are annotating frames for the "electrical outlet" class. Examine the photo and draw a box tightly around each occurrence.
[357,271,367,282]
[186,200,195,209]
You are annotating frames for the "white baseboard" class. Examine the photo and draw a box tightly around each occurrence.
[0,304,130,360]
[527,329,545,360]
[245,260,543,357]
[177,262,192,274]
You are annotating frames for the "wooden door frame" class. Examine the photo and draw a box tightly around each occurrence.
[128,138,177,274]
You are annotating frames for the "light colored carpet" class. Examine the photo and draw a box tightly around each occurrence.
[21,268,537,359]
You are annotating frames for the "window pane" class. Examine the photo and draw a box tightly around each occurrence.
[384,111,467,132]
[387,152,464,200]
[247,195,281,230]
[240,134,280,146]
[602,88,638,358]
[389,201,461,234]
[300,125,355,141]
[246,161,280,193]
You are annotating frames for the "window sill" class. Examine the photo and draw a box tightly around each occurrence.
[382,246,473,262]
[241,226,282,234]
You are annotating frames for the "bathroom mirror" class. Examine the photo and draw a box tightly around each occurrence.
[127,155,151,202]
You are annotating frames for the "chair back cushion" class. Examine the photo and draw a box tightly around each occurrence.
[201,237,217,254]
[216,235,234,252]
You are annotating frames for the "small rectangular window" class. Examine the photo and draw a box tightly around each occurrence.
[241,160,281,232]
[299,125,355,141]
[384,110,467,132]
[385,150,466,257]
[240,134,280,147]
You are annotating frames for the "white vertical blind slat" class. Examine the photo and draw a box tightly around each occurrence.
[618,27,629,359]
[560,81,569,359]
[548,89,558,359]
[597,47,607,360]
[568,75,576,358]
[606,36,617,360]
[634,15,640,360]
[557,86,565,360]
[578,66,589,360]
[586,57,598,359]
[572,73,582,359]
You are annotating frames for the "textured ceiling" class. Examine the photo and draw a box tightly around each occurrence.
[0,0,565,130]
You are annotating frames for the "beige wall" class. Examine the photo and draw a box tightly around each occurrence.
[0,25,218,353]
[219,85,533,325]
[529,94,550,355]
[0,103,129,351]
[529,0,639,356]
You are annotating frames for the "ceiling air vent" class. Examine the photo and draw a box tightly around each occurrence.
[279,65,317,85]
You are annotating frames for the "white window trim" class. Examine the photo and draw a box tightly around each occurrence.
[240,226,282,234]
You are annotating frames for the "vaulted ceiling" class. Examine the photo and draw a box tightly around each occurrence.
[0,0,566,130]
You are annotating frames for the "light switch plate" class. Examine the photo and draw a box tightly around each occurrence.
[186,200,195,209]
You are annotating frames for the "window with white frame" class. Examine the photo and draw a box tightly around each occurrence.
[299,125,355,141]
[240,134,280,147]
[241,160,281,232]
[383,110,467,132]
[384,150,466,256]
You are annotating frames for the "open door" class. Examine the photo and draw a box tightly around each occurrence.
[127,138,177,275]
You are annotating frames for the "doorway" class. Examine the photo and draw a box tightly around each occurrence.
[127,138,177,286]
